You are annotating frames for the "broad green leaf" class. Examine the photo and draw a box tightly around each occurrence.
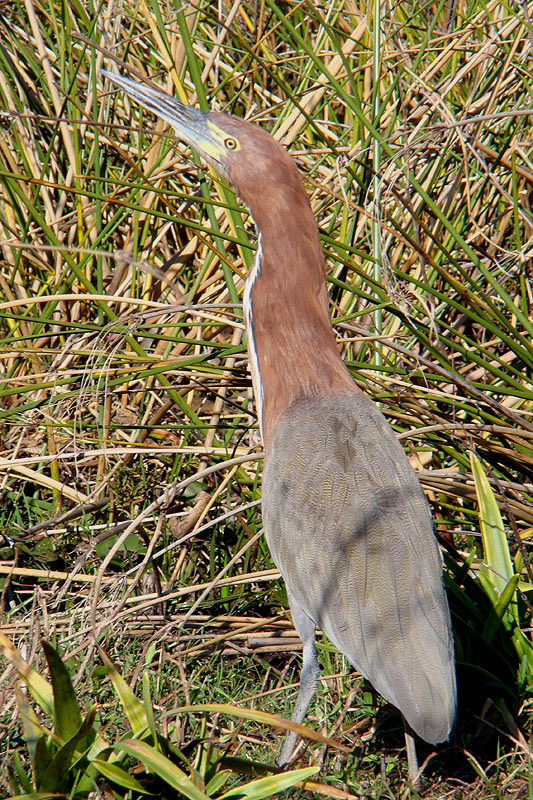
[41,640,82,742]
[218,767,319,800]
[514,628,533,664]
[115,739,211,800]
[518,645,533,689]
[38,708,96,792]
[145,641,157,665]
[15,686,42,764]
[33,735,53,790]
[481,574,520,641]
[470,452,513,596]
[93,758,151,792]
[493,574,520,624]
[205,768,232,796]
[0,634,53,717]
[9,751,33,794]
[142,671,158,746]
[99,649,149,736]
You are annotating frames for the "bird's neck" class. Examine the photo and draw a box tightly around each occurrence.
[243,216,355,447]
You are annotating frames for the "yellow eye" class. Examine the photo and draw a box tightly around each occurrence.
[224,137,239,150]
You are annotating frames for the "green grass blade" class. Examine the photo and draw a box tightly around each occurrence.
[99,649,149,737]
[0,635,53,718]
[470,451,513,597]
[218,767,319,800]
[41,640,82,742]
[115,740,211,800]
[93,758,151,793]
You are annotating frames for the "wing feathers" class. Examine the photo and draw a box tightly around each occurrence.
[263,393,456,744]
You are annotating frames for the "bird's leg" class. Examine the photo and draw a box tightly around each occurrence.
[277,602,321,766]
[404,722,420,788]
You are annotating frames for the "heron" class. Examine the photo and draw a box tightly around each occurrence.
[103,70,457,782]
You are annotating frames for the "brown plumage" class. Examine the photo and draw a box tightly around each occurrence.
[103,71,457,779]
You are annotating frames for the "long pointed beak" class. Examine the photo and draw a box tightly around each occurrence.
[102,70,226,171]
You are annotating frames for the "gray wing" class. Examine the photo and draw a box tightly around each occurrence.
[262,392,456,744]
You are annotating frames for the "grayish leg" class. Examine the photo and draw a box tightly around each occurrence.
[277,599,321,766]
[404,724,420,787]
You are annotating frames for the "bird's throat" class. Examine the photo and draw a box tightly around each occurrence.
[243,228,355,447]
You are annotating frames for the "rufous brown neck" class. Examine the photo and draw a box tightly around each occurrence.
[242,187,356,449]
[205,113,357,447]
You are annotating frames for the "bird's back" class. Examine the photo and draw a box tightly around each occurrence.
[263,392,456,744]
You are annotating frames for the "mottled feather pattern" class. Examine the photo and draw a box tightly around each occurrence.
[263,392,456,744]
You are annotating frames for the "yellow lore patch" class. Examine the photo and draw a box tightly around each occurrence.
[206,121,242,155]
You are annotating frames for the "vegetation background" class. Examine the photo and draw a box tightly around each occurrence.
[0,0,532,797]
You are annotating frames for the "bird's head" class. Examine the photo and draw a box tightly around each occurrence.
[102,71,306,227]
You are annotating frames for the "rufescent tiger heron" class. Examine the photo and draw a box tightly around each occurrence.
[103,70,457,782]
